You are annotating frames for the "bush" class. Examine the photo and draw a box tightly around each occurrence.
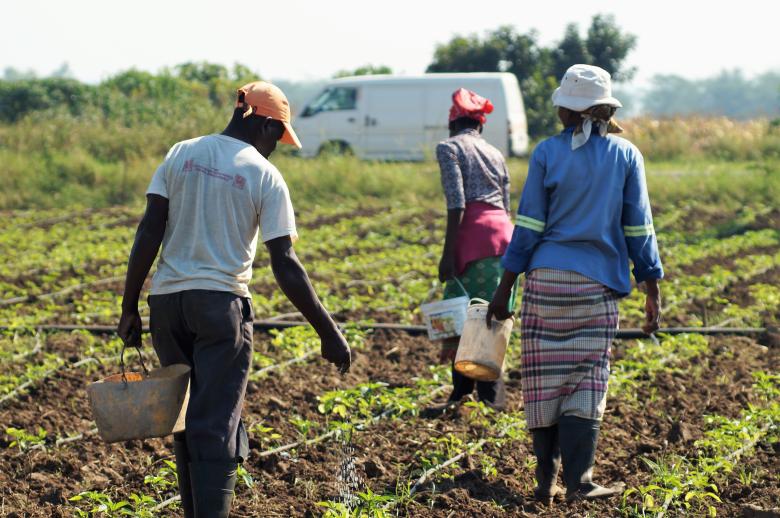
[0,68,778,210]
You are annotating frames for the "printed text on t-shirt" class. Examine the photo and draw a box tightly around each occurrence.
[182,159,246,190]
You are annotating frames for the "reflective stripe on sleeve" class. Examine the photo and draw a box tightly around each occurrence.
[624,223,655,237]
[516,214,545,233]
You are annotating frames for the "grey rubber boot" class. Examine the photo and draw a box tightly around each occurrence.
[531,425,563,504]
[558,415,624,502]
[190,461,238,518]
[172,435,194,518]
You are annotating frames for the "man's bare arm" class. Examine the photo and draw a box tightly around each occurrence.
[117,194,168,346]
[265,235,351,372]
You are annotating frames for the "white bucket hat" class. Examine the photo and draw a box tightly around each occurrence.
[552,64,623,149]
[551,64,622,112]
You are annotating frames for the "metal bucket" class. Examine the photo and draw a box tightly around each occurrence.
[87,346,190,443]
[454,300,514,381]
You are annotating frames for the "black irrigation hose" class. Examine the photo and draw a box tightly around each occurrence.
[0,321,768,338]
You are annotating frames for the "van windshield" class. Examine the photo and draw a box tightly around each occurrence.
[301,87,357,117]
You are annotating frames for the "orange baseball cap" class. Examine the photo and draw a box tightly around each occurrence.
[236,81,302,149]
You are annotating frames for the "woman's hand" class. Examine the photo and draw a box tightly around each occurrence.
[642,279,662,335]
[439,343,458,364]
[438,253,456,283]
[486,290,513,327]
[440,209,463,283]
[486,269,521,328]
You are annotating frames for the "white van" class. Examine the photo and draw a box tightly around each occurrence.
[294,73,528,160]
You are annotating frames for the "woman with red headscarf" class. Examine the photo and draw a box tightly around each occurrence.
[430,88,517,411]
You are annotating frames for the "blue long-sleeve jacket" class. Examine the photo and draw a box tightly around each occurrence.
[501,126,663,296]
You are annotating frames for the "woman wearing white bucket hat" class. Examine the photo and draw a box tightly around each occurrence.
[487,64,664,504]
[552,64,624,150]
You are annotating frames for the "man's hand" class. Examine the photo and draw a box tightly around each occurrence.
[268,236,353,375]
[320,328,351,374]
[643,280,662,335]
[118,308,143,348]
[438,253,456,283]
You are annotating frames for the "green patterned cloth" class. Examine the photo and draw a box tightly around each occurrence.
[441,256,517,347]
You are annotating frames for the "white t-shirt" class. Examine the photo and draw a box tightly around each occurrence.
[146,134,297,297]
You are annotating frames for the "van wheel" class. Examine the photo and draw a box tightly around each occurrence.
[318,141,353,156]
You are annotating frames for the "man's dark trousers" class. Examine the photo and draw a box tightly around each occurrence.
[148,290,252,463]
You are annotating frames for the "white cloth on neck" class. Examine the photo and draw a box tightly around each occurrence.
[571,115,610,150]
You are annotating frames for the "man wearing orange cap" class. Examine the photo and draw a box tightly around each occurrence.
[117,81,351,517]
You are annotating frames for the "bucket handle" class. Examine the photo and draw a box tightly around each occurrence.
[449,278,469,298]
[119,341,150,386]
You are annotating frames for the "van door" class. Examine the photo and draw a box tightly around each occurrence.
[296,86,362,156]
[362,85,426,160]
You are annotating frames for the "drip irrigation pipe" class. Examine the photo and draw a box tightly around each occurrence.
[0,322,768,339]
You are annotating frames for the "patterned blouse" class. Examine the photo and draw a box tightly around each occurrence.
[436,128,510,211]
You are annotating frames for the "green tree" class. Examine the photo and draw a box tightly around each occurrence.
[172,61,260,106]
[50,62,74,79]
[334,64,393,78]
[0,61,254,125]
[0,78,95,122]
[174,61,230,84]
[553,24,590,81]
[427,15,637,138]
[585,14,637,81]
[231,63,261,84]
[427,34,504,73]
[2,67,36,81]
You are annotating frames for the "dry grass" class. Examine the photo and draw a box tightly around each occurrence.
[622,116,780,161]
[0,114,778,209]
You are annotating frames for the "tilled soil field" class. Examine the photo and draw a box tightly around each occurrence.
[0,329,778,517]
[1,204,779,517]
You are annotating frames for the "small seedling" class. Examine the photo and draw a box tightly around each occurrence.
[5,426,47,451]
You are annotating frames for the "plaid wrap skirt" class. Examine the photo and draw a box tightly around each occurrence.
[520,268,619,429]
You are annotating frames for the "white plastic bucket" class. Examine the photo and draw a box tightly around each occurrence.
[454,300,514,381]
[420,279,469,340]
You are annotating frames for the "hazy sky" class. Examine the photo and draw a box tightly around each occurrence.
[1,0,777,86]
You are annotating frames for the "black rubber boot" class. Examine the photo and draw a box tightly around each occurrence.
[531,425,563,504]
[476,377,506,411]
[173,434,195,518]
[448,361,475,402]
[190,460,238,518]
[420,363,473,418]
[558,415,624,502]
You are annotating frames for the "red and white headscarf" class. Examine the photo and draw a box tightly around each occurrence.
[448,88,494,125]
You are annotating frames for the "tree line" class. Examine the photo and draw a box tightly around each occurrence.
[0,62,259,126]
[2,14,778,138]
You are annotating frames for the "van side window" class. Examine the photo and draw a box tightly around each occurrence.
[301,87,357,116]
